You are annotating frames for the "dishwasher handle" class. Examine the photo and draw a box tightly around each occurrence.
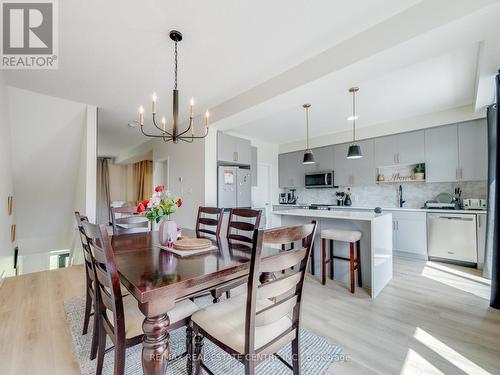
[432,216,474,221]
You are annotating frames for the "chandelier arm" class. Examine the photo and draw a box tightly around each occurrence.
[152,114,173,137]
[180,127,209,140]
[176,117,194,138]
[179,137,194,143]
[140,126,171,138]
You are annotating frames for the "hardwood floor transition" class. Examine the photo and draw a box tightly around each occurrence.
[0,257,499,374]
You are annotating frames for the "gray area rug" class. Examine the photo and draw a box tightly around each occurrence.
[64,296,341,374]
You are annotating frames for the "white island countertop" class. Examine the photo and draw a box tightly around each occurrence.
[274,208,390,222]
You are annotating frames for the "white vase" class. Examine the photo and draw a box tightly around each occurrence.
[159,218,177,246]
[414,172,425,181]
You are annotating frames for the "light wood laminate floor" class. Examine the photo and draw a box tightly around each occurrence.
[0,257,499,374]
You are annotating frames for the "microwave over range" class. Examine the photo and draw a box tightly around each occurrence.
[305,171,336,189]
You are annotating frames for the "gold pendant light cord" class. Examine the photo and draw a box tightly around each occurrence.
[352,89,356,144]
[306,106,310,150]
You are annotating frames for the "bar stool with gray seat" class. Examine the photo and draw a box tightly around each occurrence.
[321,228,362,293]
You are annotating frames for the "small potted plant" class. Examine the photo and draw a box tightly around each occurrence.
[136,185,182,246]
[413,163,425,181]
[344,187,352,206]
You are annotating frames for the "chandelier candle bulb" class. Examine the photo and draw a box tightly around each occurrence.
[161,116,166,131]
[139,105,144,126]
[152,93,158,114]
[190,97,194,117]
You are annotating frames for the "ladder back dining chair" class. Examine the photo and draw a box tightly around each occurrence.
[82,221,199,375]
[190,221,317,375]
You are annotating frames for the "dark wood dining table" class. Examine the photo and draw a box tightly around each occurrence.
[111,228,280,375]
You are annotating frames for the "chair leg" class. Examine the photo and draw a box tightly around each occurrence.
[211,290,220,304]
[114,341,125,375]
[226,290,231,299]
[356,240,362,288]
[349,242,355,293]
[82,290,91,335]
[194,333,204,375]
[329,240,334,280]
[291,335,301,375]
[245,357,256,375]
[321,238,326,285]
[90,303,99,360]
[95,318,106,375]
[186,325,194,375]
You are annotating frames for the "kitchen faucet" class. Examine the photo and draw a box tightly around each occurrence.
[398,185,406,208]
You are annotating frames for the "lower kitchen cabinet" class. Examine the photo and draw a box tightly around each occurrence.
[389,211,427,259]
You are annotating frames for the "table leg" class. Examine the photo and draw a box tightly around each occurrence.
[142,313,170,375]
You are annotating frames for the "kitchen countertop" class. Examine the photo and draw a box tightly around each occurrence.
[273,204,487,215]
[273,208,391,222]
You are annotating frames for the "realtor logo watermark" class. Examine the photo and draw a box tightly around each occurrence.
[1,0,58,69]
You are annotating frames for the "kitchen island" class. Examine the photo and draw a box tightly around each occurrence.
[274,209,393,298]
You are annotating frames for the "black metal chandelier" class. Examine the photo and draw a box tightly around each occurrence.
[137,30,209,143]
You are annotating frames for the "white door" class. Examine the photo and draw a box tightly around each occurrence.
[252,163,271,228]
[153,158,169,190]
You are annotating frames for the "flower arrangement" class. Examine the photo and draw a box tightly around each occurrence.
[136,185,182,223]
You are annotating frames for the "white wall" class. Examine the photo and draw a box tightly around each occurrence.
[0,73,15,276]
[8,87,94,255]
[152,139,206,230]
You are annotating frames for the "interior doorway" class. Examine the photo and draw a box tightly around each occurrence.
[252,163,271,228]
[153,158,170,192]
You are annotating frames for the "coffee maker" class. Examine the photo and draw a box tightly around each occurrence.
[287,189,298,204]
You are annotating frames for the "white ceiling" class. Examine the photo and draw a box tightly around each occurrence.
[3,0,500,155]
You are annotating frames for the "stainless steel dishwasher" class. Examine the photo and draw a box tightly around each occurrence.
[427,213,477,264]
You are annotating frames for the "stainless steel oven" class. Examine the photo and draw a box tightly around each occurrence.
[305,171,334,189]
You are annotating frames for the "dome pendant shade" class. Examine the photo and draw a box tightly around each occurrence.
[303,149,315,164]
[347,144,363,159]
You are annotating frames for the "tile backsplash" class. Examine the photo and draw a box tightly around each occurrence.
[290,181,487,208]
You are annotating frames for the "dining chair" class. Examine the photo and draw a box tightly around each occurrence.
[190,221,317,375]
[111,206,150,235]
[195,206,224,239]
[74,211,99,360]
[82,221,199,375]
[227,208,262,244]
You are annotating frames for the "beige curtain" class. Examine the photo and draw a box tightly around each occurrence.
[134,160,153,202]
[96,158,111,224]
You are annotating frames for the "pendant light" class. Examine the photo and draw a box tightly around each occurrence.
[302,104,315,164]
[347,87,363,159]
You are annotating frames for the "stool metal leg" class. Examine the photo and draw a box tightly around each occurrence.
[329,239,334,280]
[349,242,355,293]
[357,240,362,288]
[321,238,326,285]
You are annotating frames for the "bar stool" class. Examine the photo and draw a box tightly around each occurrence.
[321,228,362,293]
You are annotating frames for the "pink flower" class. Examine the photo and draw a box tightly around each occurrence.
[155,185,165,192]
[136,203,146,213]
[177,198,183,208]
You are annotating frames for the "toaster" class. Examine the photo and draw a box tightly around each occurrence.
[463,198,487,210]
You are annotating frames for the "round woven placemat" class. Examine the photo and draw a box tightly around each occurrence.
[173,238,212,250]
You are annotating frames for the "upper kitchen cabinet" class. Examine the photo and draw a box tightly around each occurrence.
[278,151,305,188]
[304,145,334,173]
[333,140,375,186]
[425,121,487,183]
[374,131,425,166]
[425,124,459,182]
[458,119,487,181]
[217,132,252,165]
[251,146,258,187]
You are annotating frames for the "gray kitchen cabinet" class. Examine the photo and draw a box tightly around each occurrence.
[278,151,305,188]
[251,146,258,187]
[398,130,425,165]
[374,134,398,166]
[374,131,424,166]
[458,119,488,181]
[425,124,459,182]
[332,140,374,186]
[305,145,334,173]
[390,211,427,259]
[332,143,350,186]
[217,132,251,165]
[477,213,487,269]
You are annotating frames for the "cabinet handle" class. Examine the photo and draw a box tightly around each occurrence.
[397,153,400,163]
[455,168,459,180]
[233,152,238,161]
[460,168,463,179]
[394,154,397,164]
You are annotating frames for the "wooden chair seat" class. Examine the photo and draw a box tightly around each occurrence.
[109,295,199,339]
[191,294,293,354]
